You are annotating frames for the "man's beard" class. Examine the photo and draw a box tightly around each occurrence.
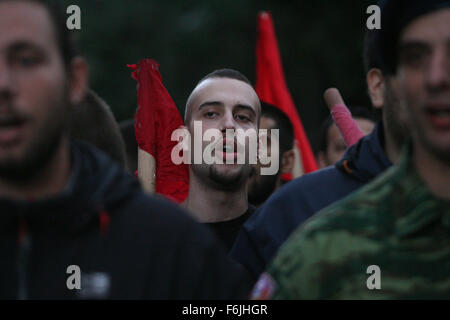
[192,163,252,192]
[384,79,409,150]
[401,81,450,164]
[409,102,450,164]
[415,122,450,163]
[0,93,71,183]
[248,173,279,207]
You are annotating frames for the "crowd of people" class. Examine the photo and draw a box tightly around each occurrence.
[0,0,449,299]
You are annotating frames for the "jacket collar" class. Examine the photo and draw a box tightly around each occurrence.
[336,121,392,182]
[0,141,137,236]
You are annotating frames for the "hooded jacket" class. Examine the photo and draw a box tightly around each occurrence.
[0,141,251,299]
[230,122,392,280]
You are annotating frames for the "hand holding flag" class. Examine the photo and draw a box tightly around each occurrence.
[128,59,189,203]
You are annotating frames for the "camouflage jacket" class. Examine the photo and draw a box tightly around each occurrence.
[262,146,450,299]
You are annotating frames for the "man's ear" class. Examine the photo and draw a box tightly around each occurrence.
[69,57,89,105]
[367,68,384,110]
[317,151,328,169]
[281,149,295,174]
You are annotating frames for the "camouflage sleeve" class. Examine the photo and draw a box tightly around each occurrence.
[264,202,381,299]
[266,217,330,299]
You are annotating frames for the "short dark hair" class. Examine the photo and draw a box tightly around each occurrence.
[70,90,127,167]
[260,102,294,154]
[318,106,378,153]
[185,68,257,125]
[197,69,252,87]
[363,30,383,73]
[377,0,450,75]
[1,0,78,68]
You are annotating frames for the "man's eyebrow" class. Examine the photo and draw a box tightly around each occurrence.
[398,40,430,52]
[234,104,257,117]
[7,41,45,54]
[198,101,224,111]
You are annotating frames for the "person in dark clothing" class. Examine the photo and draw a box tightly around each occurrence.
[181,69,261,252]
[204,205,256,252]
[0,0,251,299]
[0,141,253,299]
[230,29,410,280]
[248,102,295,207]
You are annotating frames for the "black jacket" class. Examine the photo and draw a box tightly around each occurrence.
[0,141,251,299]
[230,122,392,279]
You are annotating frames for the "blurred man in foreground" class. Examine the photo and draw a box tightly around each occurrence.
[0,0,251,299]
[262,0,450,299]
[248,101,295,207]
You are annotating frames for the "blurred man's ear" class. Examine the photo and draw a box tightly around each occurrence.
[281,149,295,174]
[317,151,328,169]
[69,57,89,105]
[367,68,384,110]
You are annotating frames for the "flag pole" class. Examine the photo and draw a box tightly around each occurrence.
[138,147,156,193]
[255,11,318,177]
[291,144,304,178]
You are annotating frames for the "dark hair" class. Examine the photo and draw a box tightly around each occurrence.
[70,90,127,167]
[377,0,450,75]
[363,30,383,73]
[185,68,256,124]
[1,0,78,68]
[197,69,252,86]
[260,101,294,154]
[318,106,378,153]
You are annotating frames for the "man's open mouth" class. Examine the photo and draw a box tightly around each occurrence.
[425,103,450,130]
[213,139,239,163]
[0,116,26,144]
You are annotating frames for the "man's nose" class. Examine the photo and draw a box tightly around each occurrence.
[220,111,236,132]
[426,48,450,91]
[0,62,16,102]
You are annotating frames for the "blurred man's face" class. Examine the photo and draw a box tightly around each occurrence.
[397,9,450,162]
[248,116,280,206]
[0,1,70,180]
[187,77,260,189]
[320,117,375,167]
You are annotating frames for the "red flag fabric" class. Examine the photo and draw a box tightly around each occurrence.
[255,11,318,174]
[128,59,189,203]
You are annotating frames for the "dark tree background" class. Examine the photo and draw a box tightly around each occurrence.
[62,0,376,151]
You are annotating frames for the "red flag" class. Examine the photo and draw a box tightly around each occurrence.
[255,12,318,175]
[128,59,189,203]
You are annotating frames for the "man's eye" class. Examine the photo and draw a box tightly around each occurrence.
[401,51,427,68]
[236,115,250,122]
[204,111,218,119]
[14,55,41,67]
